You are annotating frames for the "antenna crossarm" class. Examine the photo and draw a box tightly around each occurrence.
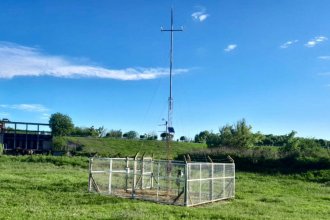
[161,29,183,32]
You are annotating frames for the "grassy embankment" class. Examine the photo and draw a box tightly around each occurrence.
[0,155,329,220]
[62,136,207,159]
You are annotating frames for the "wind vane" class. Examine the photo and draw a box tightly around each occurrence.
[161,8,183,160]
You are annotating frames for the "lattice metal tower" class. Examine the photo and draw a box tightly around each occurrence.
[161,8,183,159]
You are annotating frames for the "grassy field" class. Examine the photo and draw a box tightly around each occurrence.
[64,137,207,159]
[0,155,329,220]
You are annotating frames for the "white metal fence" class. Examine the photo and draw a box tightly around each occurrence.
[88,157,235,206]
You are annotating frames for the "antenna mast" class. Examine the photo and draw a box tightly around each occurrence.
[161,8,183,160]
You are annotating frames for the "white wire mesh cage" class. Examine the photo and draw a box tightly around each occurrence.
[88,157,235,206]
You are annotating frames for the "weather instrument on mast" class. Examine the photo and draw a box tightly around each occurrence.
[161,8,183,160]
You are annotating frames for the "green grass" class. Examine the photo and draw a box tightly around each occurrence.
[64,137,206,159]
[0,155,329,219]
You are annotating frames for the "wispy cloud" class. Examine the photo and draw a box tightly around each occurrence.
[224,44,237,52]
[280,40,298,49]
[0,42,188,80]
[318,56,330,60]
[40,113,50,120]
[0,112,10,117]
[192,7,209,22]
[317,72,330,76]
[304,36,328,48]
[0,104,49,112]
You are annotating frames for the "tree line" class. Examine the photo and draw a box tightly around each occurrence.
[193,119,330,161]
[49,112,160,140]
[49,112,330,151]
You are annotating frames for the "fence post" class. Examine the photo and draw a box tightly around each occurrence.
[88,157,93,192]
[222,164,226,198]
[184,163,189,206]
[233,163,236,197]
[141,154,145,190]
[199,163,202,203]
[132,153,139,198]
[150,157,154,189]
[108,158,113,194]
[156,161,160,201]
[209,163,214,201]
[125,157,129,192]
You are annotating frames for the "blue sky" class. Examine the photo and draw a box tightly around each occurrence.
[1,0,330,139]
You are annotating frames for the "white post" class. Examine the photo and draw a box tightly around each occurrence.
[125,157,129,192]
[108,159,113,194]
[223,164,226,198]
[88,158,93,192]
[150,159,154,189]
[233,164,236,197]
[184,163,189,206]
[141,158,144,189]
[133,157,137,190]
[210,163,214,201]
[199,163,202,203]
[156,161,160,201]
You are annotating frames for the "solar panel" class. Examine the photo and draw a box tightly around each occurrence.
[168,127,175,133]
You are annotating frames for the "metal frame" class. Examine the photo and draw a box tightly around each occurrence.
[88,157,235,207]
[0,120,52,152]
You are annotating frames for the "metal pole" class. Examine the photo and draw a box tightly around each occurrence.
[25,124,28,150]
[125,157,129,192]
[223,164,226,198]
[88,158,93,192]
[184,163,189,206]
[210,163,214,201]
[161,8,183,160]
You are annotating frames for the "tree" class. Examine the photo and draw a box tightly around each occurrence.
[49,113,74,136]
[123,131,138,139]
[180,136,187,142]
[160,132,173,141]
[194,130,210,143]
[206,133,221,148]
[206,119,258,149]
[145,132,158,140]
[96,126,107,137]
[106,130,123,138]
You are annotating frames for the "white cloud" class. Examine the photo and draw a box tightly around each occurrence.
[0,104,49,112]
[280,40,298,49]
[305,36,328,48]
[224,44,237,52]
[318,56,330,60]
[0,42,188,80]
[40,113,50,120]
[192,8,209,22]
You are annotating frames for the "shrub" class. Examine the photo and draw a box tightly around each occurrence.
[206,119,258,149]
[52,137,67,151]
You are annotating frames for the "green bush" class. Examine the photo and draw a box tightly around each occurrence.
[52,137,67,151]
[206,119,260,149]
[177,146,330,175]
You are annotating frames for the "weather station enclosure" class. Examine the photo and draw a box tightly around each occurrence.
[88,156,235,207]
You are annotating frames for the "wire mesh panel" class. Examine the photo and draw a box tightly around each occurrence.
[89,157,235,206]
[186,163,235,206]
